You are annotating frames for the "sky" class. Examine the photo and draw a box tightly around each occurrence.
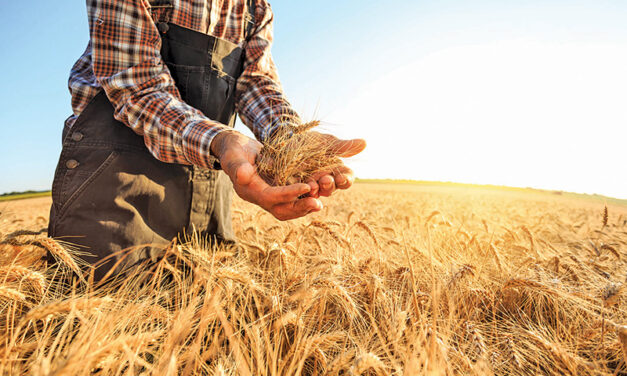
[0,1,626,199]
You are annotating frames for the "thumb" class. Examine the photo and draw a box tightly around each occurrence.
[223,154,255,186]
[332,138,367,158]
[234,161,256,186]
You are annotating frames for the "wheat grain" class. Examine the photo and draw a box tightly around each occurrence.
[425,211,441,225]
[350,352,385,375]
[283,229,295,244]
[599,244,620,259]
[504,335,523,370]
[601,283,623,307]
[272,310,299,331]
[347,211,356,224]
[309,220,349,248]
[35,238,82,276]
[355,221,379,248]
[465,322,487,360]
[488,244,503,272]
[0,265,46,295]
[388,310,407,345]
[293,120,321,134]
[561,263,580,283]
[0,286,26,302]
[326,349,355,375]
[521,225,535,253]
[448,264,475,287]
[526,330,593,372]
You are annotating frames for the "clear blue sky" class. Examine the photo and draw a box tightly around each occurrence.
[1,1,626,198]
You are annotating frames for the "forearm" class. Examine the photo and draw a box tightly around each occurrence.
[90,0,230,169]
[234,1,301,142]
[236,72,301,142]
[100,66,232,167]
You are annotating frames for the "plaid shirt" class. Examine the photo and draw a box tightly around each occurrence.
[67,0,300,168]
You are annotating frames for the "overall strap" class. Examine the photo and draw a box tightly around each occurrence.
[245,0,256,40]
[149,0,255,41]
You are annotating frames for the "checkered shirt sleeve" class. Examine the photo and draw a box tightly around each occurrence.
[68,0,300,168]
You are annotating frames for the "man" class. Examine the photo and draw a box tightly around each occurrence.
[48,0,365,280]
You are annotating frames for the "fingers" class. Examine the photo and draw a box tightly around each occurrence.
[272,197,323,221]
[219,130,361,221]
[261,183,311,206]
[331,138,367,158]
[229,160,311,210]
[318,174,335,197]
[305,177,320,198]
[311,164,354,197]
[333,165,355,190]
[217,133,325,221]
[253,178,321,220]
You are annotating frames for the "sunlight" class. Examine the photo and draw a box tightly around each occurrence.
[330,39,627,198]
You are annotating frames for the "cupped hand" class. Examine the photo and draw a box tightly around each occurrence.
[303,132,367,198]
[211,131,323,221]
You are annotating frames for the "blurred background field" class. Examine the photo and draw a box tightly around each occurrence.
[1,182,626,375]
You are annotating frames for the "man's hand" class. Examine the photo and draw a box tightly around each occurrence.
[303,132,367,198]
[211,131,323,221]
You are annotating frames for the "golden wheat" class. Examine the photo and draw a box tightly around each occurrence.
[256,121,345,186]
[0,286,26,302]
[0,183,626,375]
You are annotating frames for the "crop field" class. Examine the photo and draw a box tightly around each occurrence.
[0,183,626,375]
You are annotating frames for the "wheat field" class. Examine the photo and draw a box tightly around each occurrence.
[0,183,626,375]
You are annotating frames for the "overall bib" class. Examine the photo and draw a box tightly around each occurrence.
[49,2,255,281]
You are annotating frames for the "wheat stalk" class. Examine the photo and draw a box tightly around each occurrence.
[256,120,345,186]
[599,244,620,259]
[618,326,627,365]
[21,297,112,322]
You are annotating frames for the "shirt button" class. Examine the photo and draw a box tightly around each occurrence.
[71,132,84,142]
[66,159,79,169]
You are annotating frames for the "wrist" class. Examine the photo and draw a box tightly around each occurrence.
[210,130,238,160]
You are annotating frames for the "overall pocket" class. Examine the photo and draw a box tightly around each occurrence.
[165,62,236,124]
[203,69,236,123]
[55,149,119,221]
[165,63,202,109]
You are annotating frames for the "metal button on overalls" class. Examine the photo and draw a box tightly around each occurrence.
[65,159,79,169]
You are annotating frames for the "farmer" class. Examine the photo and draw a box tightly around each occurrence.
[48,0,365,280]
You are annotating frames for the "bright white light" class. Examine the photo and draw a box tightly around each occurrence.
[329,40,627,199]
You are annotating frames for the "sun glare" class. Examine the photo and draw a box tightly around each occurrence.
[329,39,627,199]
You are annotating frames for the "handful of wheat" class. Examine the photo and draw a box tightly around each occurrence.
[256,121,345,186]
